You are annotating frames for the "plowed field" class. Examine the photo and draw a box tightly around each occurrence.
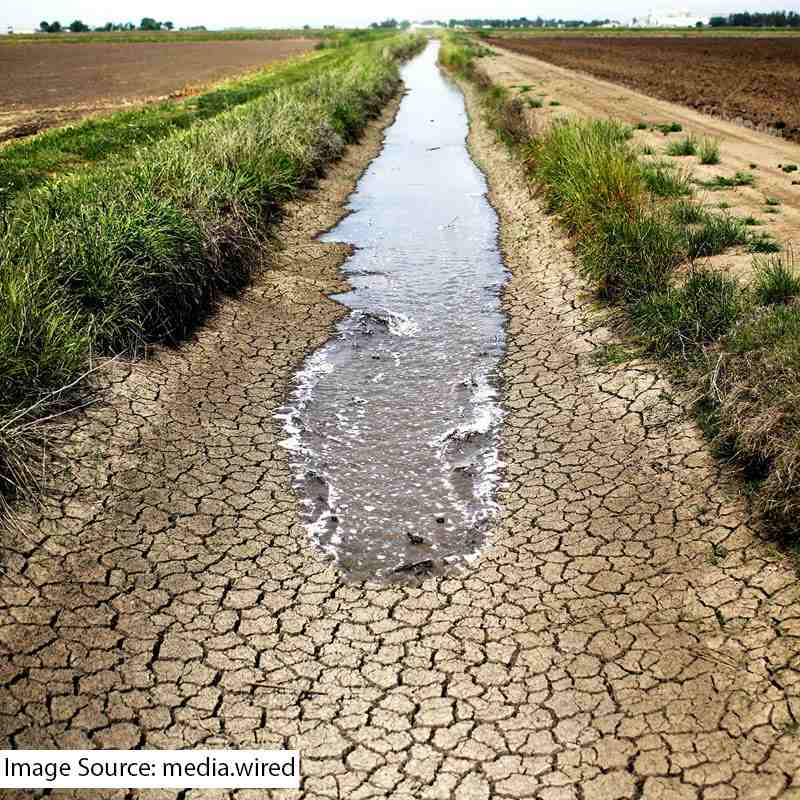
[488,35,800,141]
[0,38,314,110]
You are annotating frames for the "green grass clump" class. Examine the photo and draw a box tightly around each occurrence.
[701,171,755,190]
[641,161,692,197]
[753,255,800,305]
[742,215,762,226]
[655,122,683,135]
[781,163,798,173]
[591,344,640,366]
[765,196,781,206]
[526,119,684,298]
[748,232,782,253]
[698,138,721,165]
[527,98,544,109]
[636,121,648,130]
[717,304,800,522]
[632,269,745,355]
[666,135,697,157]
[526,118,642,231]
[670,200,707,225]
[685,214,748,259]
[0,33,424,503]
[549,100,561,107]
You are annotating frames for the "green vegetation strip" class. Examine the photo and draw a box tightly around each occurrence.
[441,34,800,534]
[0,32,397,205]
[0,33,425,502]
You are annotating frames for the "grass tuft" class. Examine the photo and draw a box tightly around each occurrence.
[698,138,721,165]
[632,269,745,355]
[753,254,800,305]
[701,171,755,190]
[748,232,782,254]
[666,135,697,157]
[685,213,747,259]
[641,161,692,197]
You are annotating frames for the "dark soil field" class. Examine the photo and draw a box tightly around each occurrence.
[487,35,800,141]
[0,38,315,111]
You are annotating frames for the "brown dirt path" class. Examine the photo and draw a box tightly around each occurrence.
[481,45,800,280]
[1,74,800,799]
[486,36,800,142]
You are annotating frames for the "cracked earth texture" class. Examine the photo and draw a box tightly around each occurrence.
[1,67,800,800]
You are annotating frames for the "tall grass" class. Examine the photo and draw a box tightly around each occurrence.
[0,33,425,505]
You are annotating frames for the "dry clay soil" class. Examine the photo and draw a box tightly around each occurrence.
[2,73,800,800]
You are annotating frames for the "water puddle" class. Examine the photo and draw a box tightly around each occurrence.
[277,42,508,580]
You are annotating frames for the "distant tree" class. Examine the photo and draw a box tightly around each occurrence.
[49,20,62,32]
[164,21,174,30]
[303,24,310,29]
[39,21,50,32]
[140,17,161,30]
[68,20,90,32]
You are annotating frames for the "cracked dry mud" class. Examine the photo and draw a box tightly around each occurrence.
[1,69,800,800]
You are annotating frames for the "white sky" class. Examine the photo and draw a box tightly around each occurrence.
[3,0,799,31]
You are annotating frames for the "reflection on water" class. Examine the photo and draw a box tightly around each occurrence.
[277,41,508,580]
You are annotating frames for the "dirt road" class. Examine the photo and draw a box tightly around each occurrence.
[1,65,800,799]
[487,35,800,142]
[481,44,800,280]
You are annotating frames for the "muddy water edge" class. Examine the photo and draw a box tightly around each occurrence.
[278,41,508,580]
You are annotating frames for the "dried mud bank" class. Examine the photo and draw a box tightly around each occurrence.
[1,71,800,800]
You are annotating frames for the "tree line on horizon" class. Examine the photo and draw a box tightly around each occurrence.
[37,17,188,33]
[425,17,613,28]
[423,10,800,28]
[709,10,800,26]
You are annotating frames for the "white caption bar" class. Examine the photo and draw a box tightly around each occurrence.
[0,750,300,789]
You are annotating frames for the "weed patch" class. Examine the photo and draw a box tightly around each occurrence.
[666,136,697,157]
[701,171,755,190]
[754,254,800,305]
[698,138,721,165]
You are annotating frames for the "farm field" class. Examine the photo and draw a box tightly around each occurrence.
[0,38,316,140]
[486,34,800,142]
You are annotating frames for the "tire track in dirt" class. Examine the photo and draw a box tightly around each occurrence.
[0,69,799,800]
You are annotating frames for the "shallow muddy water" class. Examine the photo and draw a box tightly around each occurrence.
[278,42,507,579]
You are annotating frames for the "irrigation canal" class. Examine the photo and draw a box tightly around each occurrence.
[278,42,508,579]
